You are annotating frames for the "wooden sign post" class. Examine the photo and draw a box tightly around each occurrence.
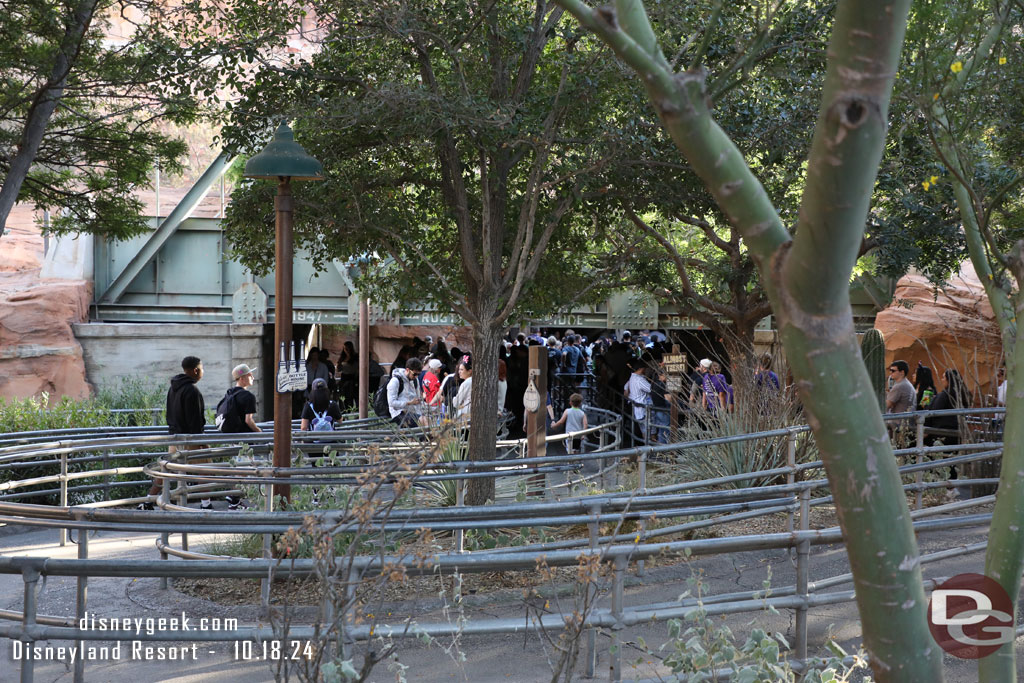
[526,345,548,462]
[663,345,687,434]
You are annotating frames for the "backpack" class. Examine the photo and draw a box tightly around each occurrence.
[215,389,239,432]
[373,376,404,417]
[309,405,334,432]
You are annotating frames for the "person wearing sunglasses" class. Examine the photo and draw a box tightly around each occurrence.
[886,360,915,415]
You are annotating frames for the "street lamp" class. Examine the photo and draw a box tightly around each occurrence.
[244,121,323,500]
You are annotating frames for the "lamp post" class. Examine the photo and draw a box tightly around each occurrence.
[244,121,323,500]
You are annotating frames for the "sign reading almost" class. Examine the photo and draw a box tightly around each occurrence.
[663,352,687,396]
[663,353,686,375]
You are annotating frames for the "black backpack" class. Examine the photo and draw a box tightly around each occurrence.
[372,376,404,417]
[215,388,242,432]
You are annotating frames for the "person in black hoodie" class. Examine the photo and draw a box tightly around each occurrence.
[141,356,207,509]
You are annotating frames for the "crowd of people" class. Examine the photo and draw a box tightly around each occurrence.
[885,359,979,444]
[147,340,999,509]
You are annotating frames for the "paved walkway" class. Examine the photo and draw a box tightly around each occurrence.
[0,502,1017,682]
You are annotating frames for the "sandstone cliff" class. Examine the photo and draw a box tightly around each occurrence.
[874,264,1004,404]
[0,206,91,401]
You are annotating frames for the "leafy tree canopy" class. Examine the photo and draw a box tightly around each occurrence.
[0,0,289,238]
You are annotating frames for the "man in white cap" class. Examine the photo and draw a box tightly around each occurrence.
[214,363,261,509]
[216,364,262,435]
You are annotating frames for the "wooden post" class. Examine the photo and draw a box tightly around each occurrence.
[273,179,293,501]
[358,297,370,419]
[526,346,548,461]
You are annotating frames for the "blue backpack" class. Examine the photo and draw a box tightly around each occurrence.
[310,405,334,432]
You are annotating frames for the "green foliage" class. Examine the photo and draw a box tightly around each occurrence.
[655,572,871,682]
[0,377,166,433]
[859,329,887,411]
[0,0,292,237]
[673,388,816,488]
[414,431,467,508]
[0,381,171,504]
[94,376,167,425]
[0,394,110,434]
[218,0,664,320]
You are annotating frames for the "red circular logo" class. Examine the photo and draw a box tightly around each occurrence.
[928,573,1014,659]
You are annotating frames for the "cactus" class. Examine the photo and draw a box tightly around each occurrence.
[860,328,887,410]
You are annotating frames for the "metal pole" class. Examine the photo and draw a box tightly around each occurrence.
[585,503,600,678]
[262,482,273,614]
[102,449,110,502]
[74,531,88,683]
[786,430,797,536]
[160,477,170,590]
[359,297,370,419]
[795,486,811,661]
[274,178,294,500]
[455,465,466,554]
[637,448,648,576]
[599,427,608,489]
[609,554,626,683]
[21,566,40,683]
[60,453,68,547]
[915,414,925,511]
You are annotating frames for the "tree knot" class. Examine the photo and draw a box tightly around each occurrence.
[595,4,617,29]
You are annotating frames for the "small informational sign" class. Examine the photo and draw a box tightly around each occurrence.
[664,351,687,422]
[276,370,308,393]
[663,353,686,375]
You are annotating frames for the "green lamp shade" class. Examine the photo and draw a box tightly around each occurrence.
[243,121,324,181]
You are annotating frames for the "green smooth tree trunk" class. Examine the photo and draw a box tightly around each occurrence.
[980,327,1024,679]
[555,0,942,679]
[915,7,1023,678]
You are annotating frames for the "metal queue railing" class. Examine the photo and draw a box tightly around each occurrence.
[0,406,1007,683]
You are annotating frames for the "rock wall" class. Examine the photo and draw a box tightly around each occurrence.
[874,264,1003,404]
[0,205,92,401]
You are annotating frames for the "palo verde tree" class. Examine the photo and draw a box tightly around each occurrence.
[0,0,298,238]
[903,2,1024,678]
[221,0,668,504]
[554,0,942,679]
[613,0,961,380]
[610,1,830,373]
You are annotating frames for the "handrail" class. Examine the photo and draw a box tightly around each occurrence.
[0,405,1004,683]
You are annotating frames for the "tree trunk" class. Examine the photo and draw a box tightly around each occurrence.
[464,320,503,505]
[980,296,1024,681]
[0,0,99,233]
[554,0,941,678]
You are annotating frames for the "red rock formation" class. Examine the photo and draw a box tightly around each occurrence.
[0,205,92,401]
[874,263,1003,405]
